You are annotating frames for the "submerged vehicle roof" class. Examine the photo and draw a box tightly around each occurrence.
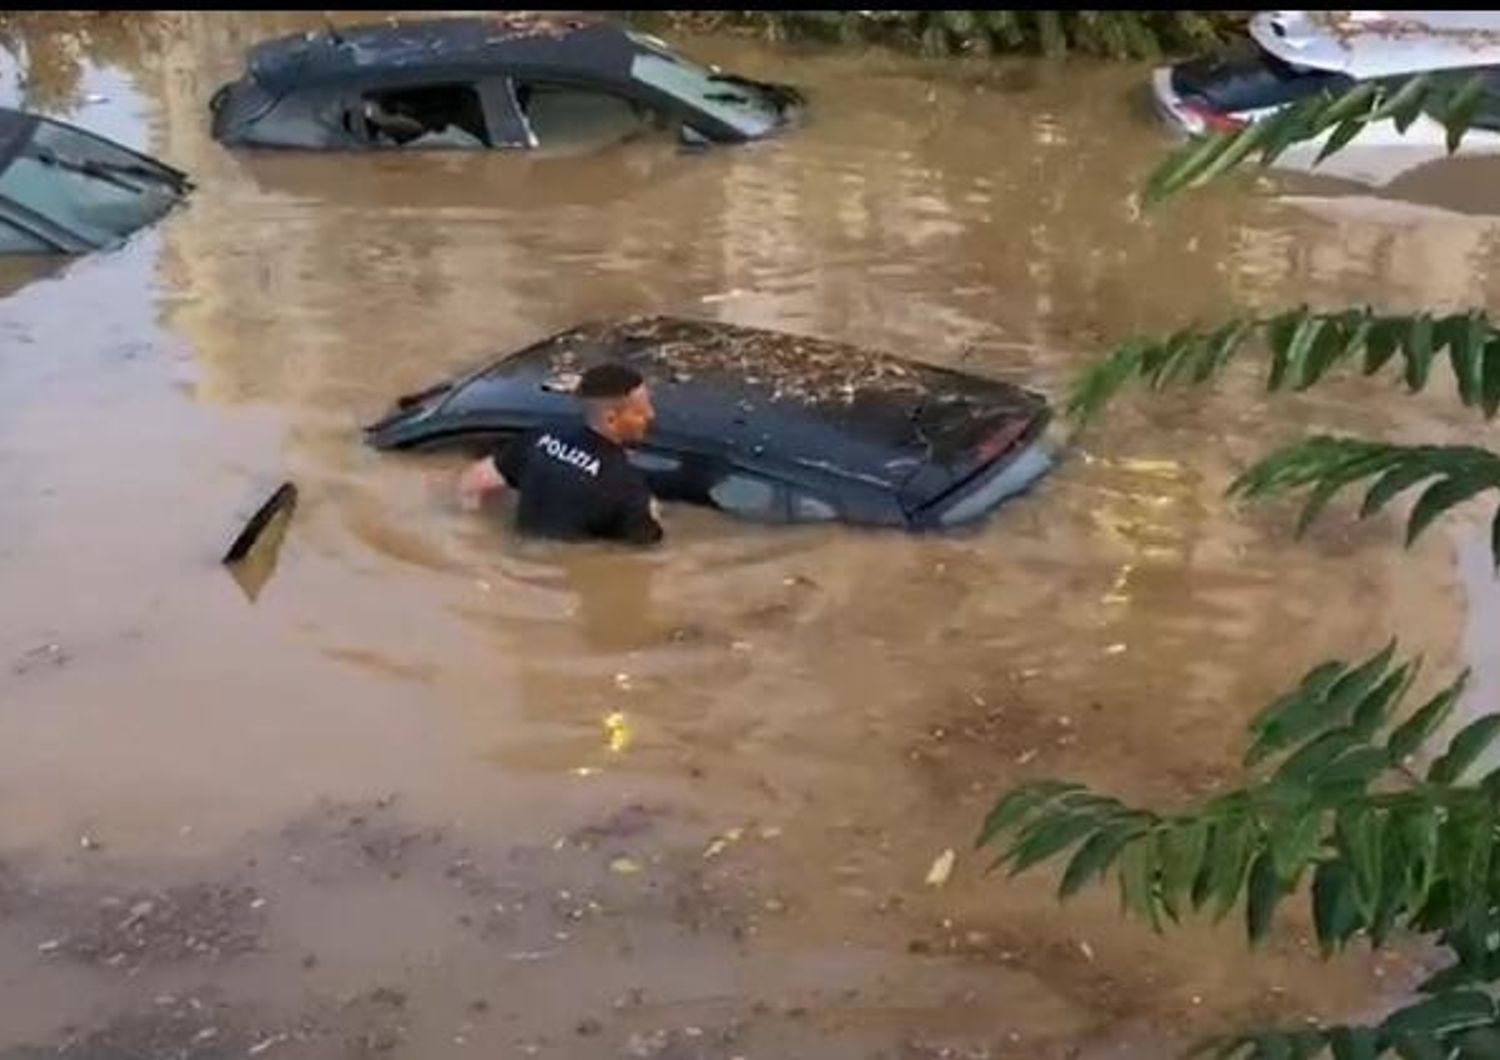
[246,16,653,94]
[1250,10,1500,79]
[368,316,1050,492]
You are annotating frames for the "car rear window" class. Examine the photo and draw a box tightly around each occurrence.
[1172,41,1355,113]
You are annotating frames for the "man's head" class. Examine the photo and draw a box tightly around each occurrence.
[577,363,654,445]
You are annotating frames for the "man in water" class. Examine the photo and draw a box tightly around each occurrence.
[457,363,664,546]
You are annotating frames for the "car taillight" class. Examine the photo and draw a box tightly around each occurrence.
[973,418,1031,465]
[1182,99,1246,134]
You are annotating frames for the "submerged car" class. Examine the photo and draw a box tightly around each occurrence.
[1151,10,1500,187]
[0,107,191,255]
[210,16,804,153]
[365,317,1057,532]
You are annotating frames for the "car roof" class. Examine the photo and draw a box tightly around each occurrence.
[1251,11,1500,79]
[453,316,1047,489]
[246,16,645,94]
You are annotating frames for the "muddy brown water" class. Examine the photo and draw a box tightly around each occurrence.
[3,11,1500,1059]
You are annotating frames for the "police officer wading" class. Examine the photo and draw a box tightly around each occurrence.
[457,363,664,546]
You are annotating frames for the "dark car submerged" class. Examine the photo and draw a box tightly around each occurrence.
[210,17,804,152]
[0,107,191,255]
[365,317,1057,531]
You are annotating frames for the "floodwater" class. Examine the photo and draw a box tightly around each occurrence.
[2,11,1500,1059]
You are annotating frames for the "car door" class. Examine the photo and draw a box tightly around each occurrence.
[506,77,661,151]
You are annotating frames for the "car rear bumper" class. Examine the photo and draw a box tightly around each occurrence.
[1150,65,1200,139]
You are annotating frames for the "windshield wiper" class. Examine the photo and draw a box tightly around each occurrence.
[29,147,182,193]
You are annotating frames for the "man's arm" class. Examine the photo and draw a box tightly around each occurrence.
[457,455,507,512]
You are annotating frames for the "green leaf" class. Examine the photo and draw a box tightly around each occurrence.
[1268,810,1325,886]
[1258,105,1318,166]
[1192,118,1274,187]
[1440,73,1488,154]
[1338,807,1382,919]
[1362,460,1440,518]
[1428,713,1500,785]
[1059,820,1142,899]
[1456,1027,1500,1059]
[1370,73,1433,127]
[1312,860,1362,954]
[1364,316,1406,375]
[1494,502,1500,572]
[1388,674,1470,761]
[1206,816,1256,920]
[1382,991,1496,1036]
[1315,116,1371,166]
[1447,311,1488,406]
[1246,851,1284,943]
[1118,836,1160,929]
[1407,476,1495,547]
[1159,819,1209,916]
[1351,662,1418,737]
[1327,1027,1379,1060]
[1405,315,1437,391]
[977,781,1083,848]
[1317,79,1381,127]
[1318,746,1393,794]
[1006,813,1105,875]
[1275,729,1365,786]
[1392,1035,1447,1060]
[1323,641,1399,724]
[1480,337,1500,419]
[1245,658,1354,766]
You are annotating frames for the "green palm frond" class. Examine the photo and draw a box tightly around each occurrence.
[1147,71,1490,204]
[978,645,1500,950]
[1195,993,1500,1059]
[1228,437,1500,560]
[1067,307,1500,425]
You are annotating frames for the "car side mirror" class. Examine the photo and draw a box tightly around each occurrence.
[679,123,711,150]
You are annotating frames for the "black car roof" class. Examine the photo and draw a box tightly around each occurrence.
[247,16,644,94]
[450,317,1048,489]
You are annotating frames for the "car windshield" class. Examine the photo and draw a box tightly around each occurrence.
[0,118,185,247]
[627,46,782,138]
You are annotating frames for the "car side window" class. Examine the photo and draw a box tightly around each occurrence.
[0,217,53,253]
[708,473,785,521]
[509,79,655,148]
[627,450,683,474]
[357,82,490,148]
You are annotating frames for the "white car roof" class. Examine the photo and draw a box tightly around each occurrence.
[1251,11,1500,79]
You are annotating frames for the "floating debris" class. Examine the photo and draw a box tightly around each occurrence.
[925,849,956,888]
[222,481,298,602]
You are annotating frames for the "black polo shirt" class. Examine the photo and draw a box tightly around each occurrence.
[493,426,663,546]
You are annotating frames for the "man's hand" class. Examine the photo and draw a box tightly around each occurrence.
[457,455,505,512]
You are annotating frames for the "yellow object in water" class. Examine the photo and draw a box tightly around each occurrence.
[604,711,631,754]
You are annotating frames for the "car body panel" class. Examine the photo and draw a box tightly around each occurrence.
[365,316,1056,531]
[211,16,804,152]
[0,107,192,255]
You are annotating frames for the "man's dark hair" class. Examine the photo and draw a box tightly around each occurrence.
[576,362,644,401]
